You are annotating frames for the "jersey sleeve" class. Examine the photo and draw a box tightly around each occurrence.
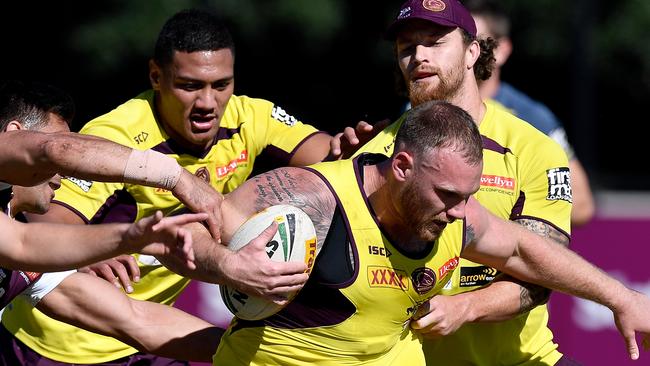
[514,137,572,237]
[244,98,320,167]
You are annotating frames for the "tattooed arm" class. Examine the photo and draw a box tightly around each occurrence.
[410,214,568,337]
[160,167,336,302]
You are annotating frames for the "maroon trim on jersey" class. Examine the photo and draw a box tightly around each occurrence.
[514,215,571,242]
[509,191,571,241]
[286,131,328,162]
[299,165,360,288]
[249,145,291,177]
[214,126,241,142]
[481,135,512,154]
[51,200,90,224]
[509,191,527,219]
[89,189,138,224]
[150,126,240,159]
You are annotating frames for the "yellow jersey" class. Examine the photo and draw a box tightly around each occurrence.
[214,155,464,365]
[2,91,322,363]
[356,100,571,365]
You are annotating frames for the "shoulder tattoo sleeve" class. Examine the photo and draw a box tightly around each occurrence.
[250,168,335,248]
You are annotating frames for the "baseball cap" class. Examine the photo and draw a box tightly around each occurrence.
[385,0,477,39]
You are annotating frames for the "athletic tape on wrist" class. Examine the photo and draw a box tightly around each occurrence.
[123,149,182,190]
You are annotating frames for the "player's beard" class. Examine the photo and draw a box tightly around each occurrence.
[408,62,465,107]
[399,180,445,243]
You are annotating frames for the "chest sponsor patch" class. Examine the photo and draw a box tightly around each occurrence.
[546,167,572,202]
[438,256,459,279]
[215,150,248,179]
[367,266,409,291]
[459,266,498,287]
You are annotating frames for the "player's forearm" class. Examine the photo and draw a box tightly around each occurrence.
[38,273,223,362]
[460,275,551,323]
[14,220,134,271]
[158,222,229,283]
[502,225,626,310]
[122,299,223,362]
[41,132,131,181]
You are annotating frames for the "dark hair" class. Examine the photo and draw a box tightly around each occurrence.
[394,100,483,166]
[0,80,75,131]
[153,8,235,67]
[461,30,496,81]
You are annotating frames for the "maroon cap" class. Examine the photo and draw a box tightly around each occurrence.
[386,0,477,39]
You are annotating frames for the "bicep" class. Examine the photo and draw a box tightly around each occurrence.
[462,198,520,268]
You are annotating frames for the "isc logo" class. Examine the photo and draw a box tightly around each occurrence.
[368,245,392,257]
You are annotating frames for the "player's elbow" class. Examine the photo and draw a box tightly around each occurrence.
[571,199,596,227]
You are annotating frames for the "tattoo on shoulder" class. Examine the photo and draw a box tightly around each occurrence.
[515,218,570,247]
[251,168,335,247]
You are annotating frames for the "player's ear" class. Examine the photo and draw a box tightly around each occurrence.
[392,151,414,182]
[4,120,23,132]
[149,59,162,90]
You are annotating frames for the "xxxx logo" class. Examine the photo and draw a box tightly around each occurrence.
[368,266,409,290]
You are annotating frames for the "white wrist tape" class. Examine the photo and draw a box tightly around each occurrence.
[123,149,182,190]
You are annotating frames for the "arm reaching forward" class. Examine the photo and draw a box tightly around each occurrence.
[0,210,206,272]
[457,197,649,360]
[0,130,224,240]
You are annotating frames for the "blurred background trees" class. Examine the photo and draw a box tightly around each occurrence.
[1,0,648,190]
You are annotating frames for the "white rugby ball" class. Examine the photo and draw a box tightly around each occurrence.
[220,204,318,320]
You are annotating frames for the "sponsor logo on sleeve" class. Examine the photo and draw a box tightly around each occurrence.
[368,266,410,291]
[65,176,93,192]
[546,167,572,202]
[459,266,498,287]
[271,105,298,126]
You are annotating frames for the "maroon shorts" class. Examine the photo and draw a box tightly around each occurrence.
[0,325,189,366]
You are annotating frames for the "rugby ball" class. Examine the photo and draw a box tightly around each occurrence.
[220,205,318,320]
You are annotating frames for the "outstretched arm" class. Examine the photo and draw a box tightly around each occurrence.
[0,210,206,272]
[160,167,336,303]
[460,198,649,360]
[1,130,224,240]
[36,272,222,362]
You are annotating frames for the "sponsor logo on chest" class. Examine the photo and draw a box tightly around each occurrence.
[459,266,498,287]
[368,266,409,290]
[216,150,249,179]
